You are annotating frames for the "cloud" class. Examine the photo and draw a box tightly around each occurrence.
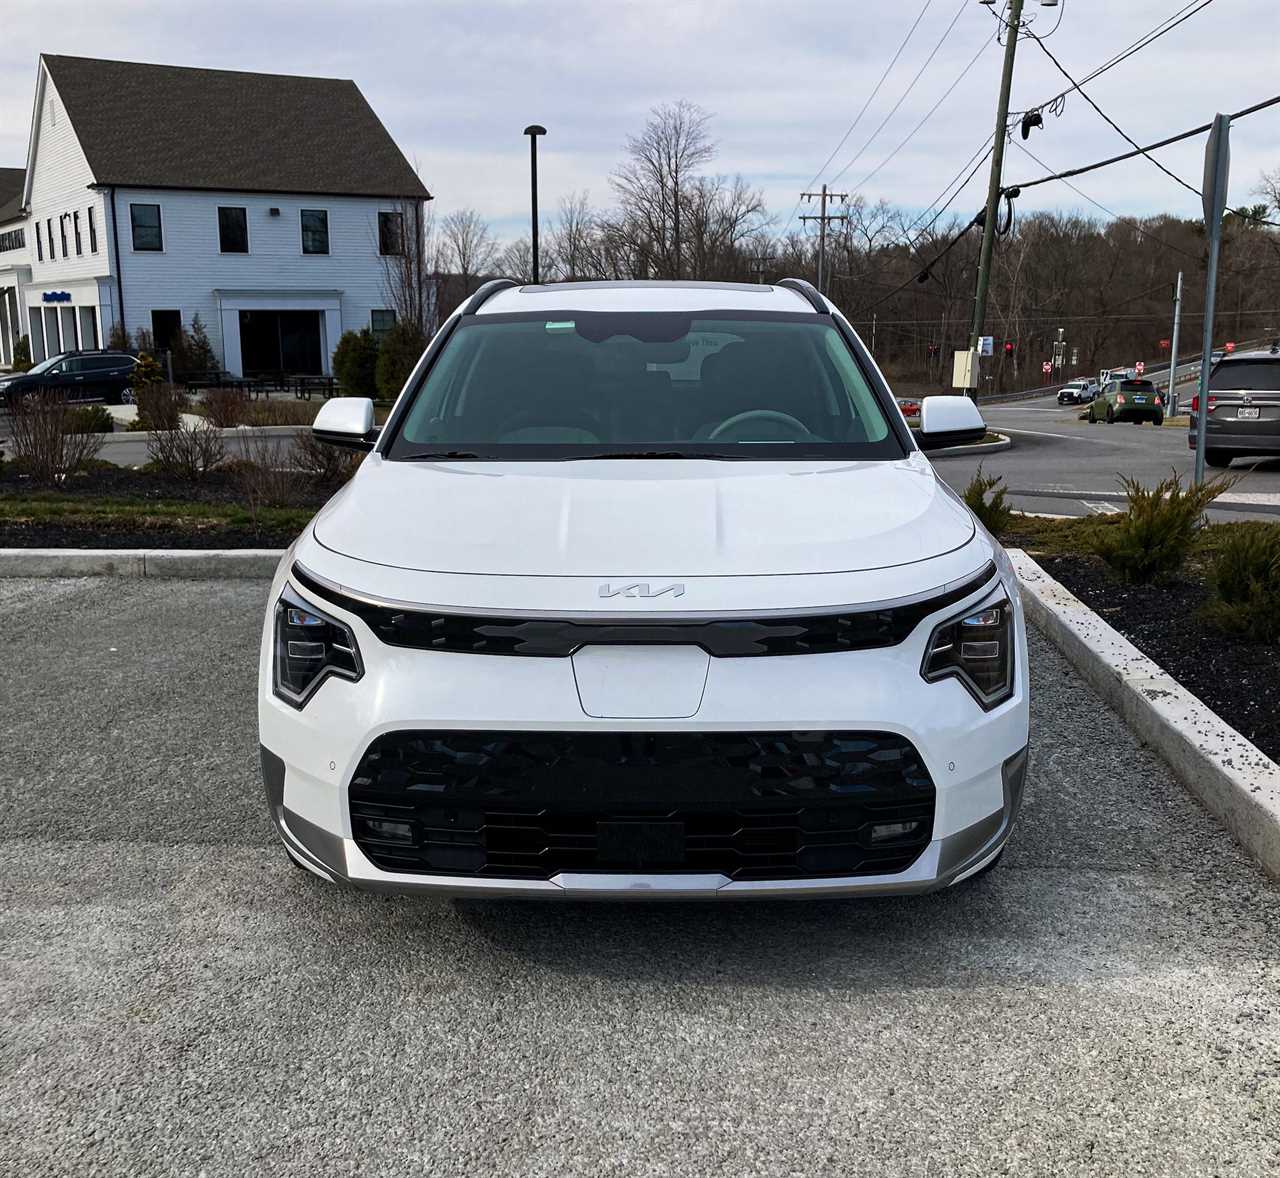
[2,0,1277,239]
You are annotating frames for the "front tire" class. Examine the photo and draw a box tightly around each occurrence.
[1206,449,1232,469]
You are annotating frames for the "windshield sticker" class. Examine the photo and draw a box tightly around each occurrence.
[545,320,575,332]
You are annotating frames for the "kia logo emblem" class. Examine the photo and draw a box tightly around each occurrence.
[598,582,686,599]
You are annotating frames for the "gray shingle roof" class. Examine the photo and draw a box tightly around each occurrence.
[0,168,23,224]
[41,55,430,201]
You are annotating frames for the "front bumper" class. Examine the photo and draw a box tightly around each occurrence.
[263,742,1027,898]
[258,549,1031,899]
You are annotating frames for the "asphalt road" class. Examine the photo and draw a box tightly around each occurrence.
[935,392,1280,522]
[3,577,1279,1176]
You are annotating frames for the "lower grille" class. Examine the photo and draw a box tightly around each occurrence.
[349,731,935,881]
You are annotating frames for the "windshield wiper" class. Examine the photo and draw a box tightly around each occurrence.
[562,450,740,460]
[402,450,488,461]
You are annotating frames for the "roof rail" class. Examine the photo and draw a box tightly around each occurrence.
[776,277,827,313]
[462,277,518,315]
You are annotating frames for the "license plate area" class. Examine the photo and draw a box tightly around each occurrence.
[1238,407,1261,419]
[597,820,686,866]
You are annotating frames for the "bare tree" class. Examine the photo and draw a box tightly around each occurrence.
[442,209,499,297]
[610,100,717,279]
[380,197,438,334]
[497,236,535,283]
[547,192,602,280]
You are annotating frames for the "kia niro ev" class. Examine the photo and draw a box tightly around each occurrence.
[258,279,1030,899]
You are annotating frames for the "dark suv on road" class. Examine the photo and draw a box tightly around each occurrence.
[1190,347,1280,468]
[0,350,138,406]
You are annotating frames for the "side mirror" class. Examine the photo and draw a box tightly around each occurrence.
[917,395,986,450]
[313,397,378,452]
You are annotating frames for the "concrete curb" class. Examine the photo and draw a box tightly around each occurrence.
[1009,548,1280,880]
[0,548,284,578]
[923,432,1012,459]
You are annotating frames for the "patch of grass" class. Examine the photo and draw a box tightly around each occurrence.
[0,492,314,531]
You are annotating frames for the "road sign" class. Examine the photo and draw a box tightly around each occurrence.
[1042,361,1052,376]
[1225,341,1236,353]
[1159,338,1171,350]
[1195,114,1231,486]
[1135,360,1145,375]
[979,336,994,357]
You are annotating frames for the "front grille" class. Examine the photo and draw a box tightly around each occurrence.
[349,731,936,881]
[293,562,996,658]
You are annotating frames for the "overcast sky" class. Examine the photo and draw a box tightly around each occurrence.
[2,0,1277,242]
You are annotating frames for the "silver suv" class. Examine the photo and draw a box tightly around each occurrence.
[1191,345,1280,468]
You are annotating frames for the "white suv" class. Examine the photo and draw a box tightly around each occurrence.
[258,279,1029,898]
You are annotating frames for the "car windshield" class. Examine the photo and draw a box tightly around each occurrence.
[1210,361,1280,391]
[26,353,70,375]
[388,311,905,461]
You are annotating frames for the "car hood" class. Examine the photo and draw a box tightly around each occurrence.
[312,452,976,578]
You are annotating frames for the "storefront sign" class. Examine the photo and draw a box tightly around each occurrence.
[41,291,72,303]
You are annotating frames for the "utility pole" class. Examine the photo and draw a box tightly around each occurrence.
[872,312,877,354]
[748,255,775,284]
[1167,271,1183,417]
[968,0,1025,356]
[800,183,848,296]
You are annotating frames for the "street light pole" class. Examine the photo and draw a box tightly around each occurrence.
[523,125,547,283]
[968,0,1025,356]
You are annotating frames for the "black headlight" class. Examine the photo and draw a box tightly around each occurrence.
[273,584,363,708]
[920,593,1014,710]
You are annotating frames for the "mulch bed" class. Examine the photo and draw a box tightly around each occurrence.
[1035,551,1280,765]
[0,464,332,507]
[0,521,301,549]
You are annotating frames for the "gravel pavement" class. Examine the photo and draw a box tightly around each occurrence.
[2,577,1279,1177]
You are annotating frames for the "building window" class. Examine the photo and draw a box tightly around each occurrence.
[300,209,329,255]
[218,206,249,254]
[73,211,82,256]
[378,211,403,256]
[0,227,24,253]
[60,215,69,258]
[48,218,55,258]
[35,223,43,262]
[371,309,396,340]
[130,203,163,251]
[88,207,98,253]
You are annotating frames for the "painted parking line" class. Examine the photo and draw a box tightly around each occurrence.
[995,426,1096,442]
[1083,501,1123,515]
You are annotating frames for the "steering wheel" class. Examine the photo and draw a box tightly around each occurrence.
[708,409,813,442]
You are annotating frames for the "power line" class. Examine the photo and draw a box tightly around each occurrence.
[827,0,971,187]
[903,142,993,245]
[849,31,996,198]
[1006,93,1280,191]
[1021,30,1280,229]
[783,0,935,233]
[1012,0,1217,121]
[1023,29,1201,200]
[1009,140,1202,262]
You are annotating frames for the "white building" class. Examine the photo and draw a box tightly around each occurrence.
[0,54,430,375]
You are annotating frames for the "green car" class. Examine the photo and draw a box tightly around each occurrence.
[1087,378,1164,425]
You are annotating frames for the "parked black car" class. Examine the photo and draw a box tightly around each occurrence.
[0,350,138,406]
